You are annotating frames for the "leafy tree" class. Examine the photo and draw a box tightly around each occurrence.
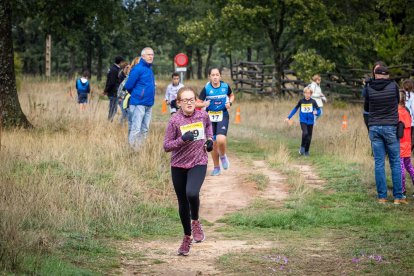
[291,49,336,82]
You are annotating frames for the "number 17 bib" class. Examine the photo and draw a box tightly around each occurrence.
[180,122,205,141]
[208,111,223,122]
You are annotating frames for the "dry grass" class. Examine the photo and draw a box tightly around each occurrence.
[1,76,374,272]
[0,77,191,271]
[229,95,374,180]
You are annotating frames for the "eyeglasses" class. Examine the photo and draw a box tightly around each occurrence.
[180,98,195,104]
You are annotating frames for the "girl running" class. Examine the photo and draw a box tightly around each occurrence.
[398,91,414,199]
[163,87,214,256]
[196,67,235,176]
[285,87,321,156]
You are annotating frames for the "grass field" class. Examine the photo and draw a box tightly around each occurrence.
[1,77,414,275]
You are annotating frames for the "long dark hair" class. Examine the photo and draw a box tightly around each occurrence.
[403,79,414,99]
[399,90,406,106]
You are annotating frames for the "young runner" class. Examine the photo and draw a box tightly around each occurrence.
[165,73,184,115]
[164,87,214,256]
[74,70,91,111]
[285,86,321,156]
[196,67,235,176]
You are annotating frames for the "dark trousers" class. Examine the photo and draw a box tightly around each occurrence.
[171,165,207,236]
[300,123,314,153]
[108,96,118,121]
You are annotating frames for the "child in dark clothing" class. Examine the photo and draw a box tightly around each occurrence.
[285,87,321,156]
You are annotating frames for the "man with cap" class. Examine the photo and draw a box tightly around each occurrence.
[104,56,127,121]
[364,66,405,204]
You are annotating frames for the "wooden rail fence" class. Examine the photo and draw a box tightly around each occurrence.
[231,61,414,101]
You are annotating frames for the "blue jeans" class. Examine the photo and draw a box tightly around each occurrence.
[108,96,118,121]
[128,105,152,148]
[369,125,403,199]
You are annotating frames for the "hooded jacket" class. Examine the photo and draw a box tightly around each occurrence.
[76,78,90,94]
[364,79,399,126]
[124,58,155,107]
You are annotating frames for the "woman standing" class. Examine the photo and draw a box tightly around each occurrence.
[164,87,214,256]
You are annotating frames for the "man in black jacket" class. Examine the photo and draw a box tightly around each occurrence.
[104,56,126,121]
[364,66,404,204]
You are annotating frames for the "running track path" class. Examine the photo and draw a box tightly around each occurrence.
[117,154,323,275]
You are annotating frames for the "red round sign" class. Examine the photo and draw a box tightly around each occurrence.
[174,53,188,67]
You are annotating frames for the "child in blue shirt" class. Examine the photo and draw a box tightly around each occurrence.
[285,87,321,156]
[75,70,91,110]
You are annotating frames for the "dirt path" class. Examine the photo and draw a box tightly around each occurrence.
[117,155,323,275]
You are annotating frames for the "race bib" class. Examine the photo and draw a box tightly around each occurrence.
[180,122,205,141]
[208,111,223,122]
[301,104,313,113]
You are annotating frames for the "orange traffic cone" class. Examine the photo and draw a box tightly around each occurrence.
[234,107,241,124]
[341,115,348,131]
[162,100,167,114]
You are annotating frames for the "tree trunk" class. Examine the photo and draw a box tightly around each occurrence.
[0,0,31,128]
[273,50,283,97]
[96,36,103,81]
[256,47,261,61]
[229,53,233,80]
[185,47,193,80]
[204,43,213,78]
[196,48,202,80]
[68,46,76,79]
[86,39,93,77]
[247,47,252,61]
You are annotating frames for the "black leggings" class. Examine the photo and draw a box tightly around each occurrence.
[300,123,314,153]
[171,165,207,236]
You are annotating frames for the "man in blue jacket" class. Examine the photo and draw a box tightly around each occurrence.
[124,47,155,148]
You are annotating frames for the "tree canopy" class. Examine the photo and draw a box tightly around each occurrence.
[9,0,414,79]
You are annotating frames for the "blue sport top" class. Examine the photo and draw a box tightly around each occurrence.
[199,81,233,115]
[288,98,321,125]
[76,79,90,94]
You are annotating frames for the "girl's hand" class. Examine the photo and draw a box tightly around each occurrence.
[225,102,231,110]
[204,139,214,152]
[322,96,327,103]
[284,118,290,123]
[313,111,317,115]
[205,100,211,107]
